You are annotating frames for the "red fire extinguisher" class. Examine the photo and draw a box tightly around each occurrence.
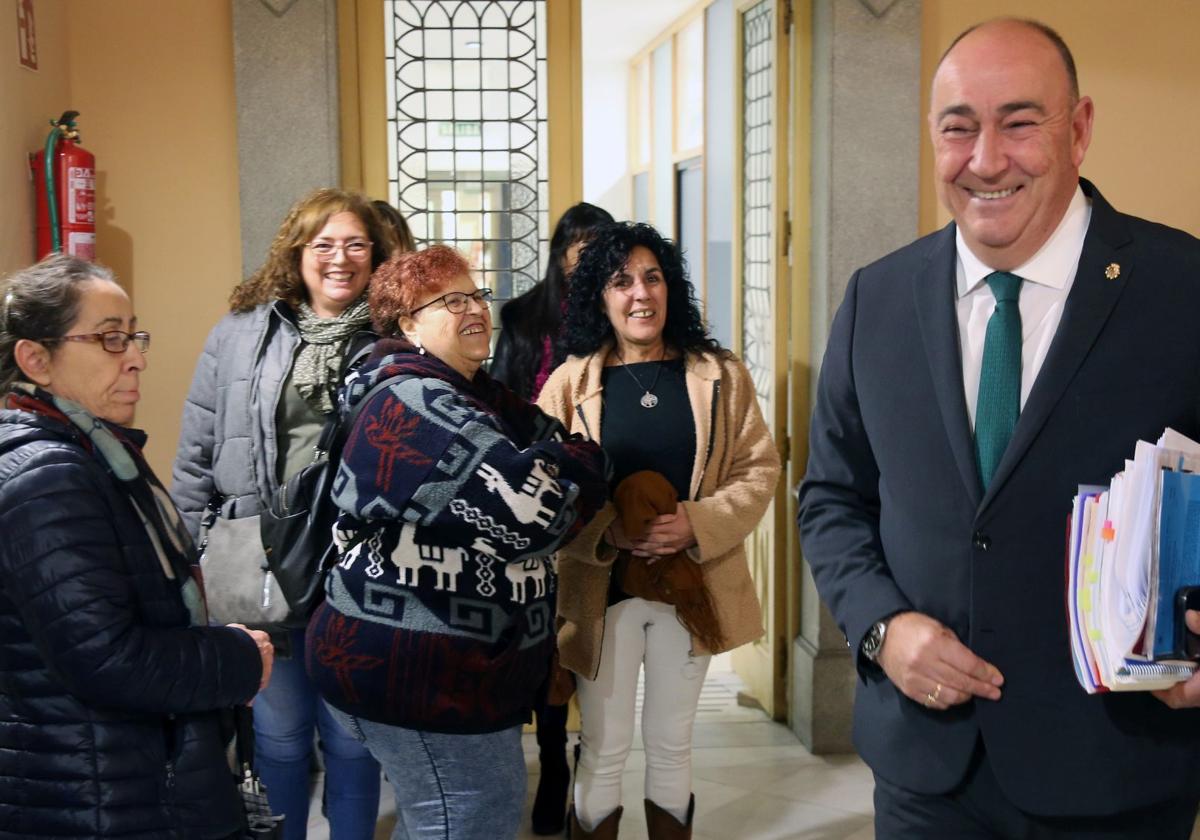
[30,111,96,261]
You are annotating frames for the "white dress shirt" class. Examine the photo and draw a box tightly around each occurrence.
[957,186,1092,432]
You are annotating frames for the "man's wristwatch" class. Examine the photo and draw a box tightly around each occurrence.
[861,618,890,662]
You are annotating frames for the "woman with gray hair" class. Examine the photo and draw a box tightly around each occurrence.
[0,253,272,839]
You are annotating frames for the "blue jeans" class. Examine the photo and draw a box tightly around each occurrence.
[254,629,381,840]
[328,706,526,840]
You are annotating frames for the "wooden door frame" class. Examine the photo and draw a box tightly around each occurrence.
[730,0,792,720]
[784,0,812,728]
[337,0,387,198]
[546,0,584,219]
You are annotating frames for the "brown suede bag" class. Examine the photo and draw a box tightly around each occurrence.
[614,470,723,652]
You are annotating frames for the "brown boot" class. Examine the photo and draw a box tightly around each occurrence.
[644,795,694,840]
[568,805,622,839]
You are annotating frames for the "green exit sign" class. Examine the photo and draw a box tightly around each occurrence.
[437,121,481,137]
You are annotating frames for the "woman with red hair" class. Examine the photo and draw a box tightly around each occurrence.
[306,245,610,839]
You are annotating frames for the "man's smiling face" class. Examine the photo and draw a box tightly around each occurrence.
[929,20,1093,270]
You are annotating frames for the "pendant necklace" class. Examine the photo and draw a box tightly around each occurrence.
[617,346,666,408]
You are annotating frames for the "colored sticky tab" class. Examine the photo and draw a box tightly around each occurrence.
[1102,521,1115,541]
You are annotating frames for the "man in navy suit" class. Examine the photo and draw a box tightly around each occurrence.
[798,18,1200,837]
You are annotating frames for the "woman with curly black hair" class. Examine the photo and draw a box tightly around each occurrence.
[538,222,781,839]
[490,201,614,402]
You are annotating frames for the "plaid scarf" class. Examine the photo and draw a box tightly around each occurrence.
[5,385,207,626]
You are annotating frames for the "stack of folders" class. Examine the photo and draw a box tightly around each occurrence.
[1068,428,1200,693]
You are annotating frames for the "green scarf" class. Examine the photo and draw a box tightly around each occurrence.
[293,297,372,414]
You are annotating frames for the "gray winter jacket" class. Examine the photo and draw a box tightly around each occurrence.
[171,302,300,540]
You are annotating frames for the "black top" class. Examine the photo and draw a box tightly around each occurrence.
[600,358,695,607]
[601,358,695,499]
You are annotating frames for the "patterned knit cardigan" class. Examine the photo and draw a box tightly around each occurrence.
[306,339,608,733]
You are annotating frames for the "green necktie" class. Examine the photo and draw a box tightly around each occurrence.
[975,271,1023,490]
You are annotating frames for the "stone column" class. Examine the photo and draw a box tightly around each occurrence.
[792,0,922,754]
[231,0,341,278]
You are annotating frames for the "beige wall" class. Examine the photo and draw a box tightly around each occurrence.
[0,1,242,478]
[0,1,69,272]
[66,1,242,478]
[920,1,1200,237]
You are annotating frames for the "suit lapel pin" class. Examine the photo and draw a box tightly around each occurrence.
[1104,263,1121,280]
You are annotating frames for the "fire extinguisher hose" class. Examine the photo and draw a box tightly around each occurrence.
[41,111,80,254]
[42,125,63,253]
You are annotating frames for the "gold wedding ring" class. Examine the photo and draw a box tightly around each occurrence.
[933,683,943,703]
[924,691,936,707]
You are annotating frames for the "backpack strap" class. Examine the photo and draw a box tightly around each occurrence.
[310,334,378,459]
[338,331,378,379]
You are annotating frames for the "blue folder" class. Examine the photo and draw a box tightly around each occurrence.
[1153,469,1200,658]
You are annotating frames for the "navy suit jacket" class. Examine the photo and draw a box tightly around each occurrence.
[798,180,1200,816]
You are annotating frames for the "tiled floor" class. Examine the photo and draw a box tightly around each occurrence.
[304,658,1200,839]
[306,657,877,839]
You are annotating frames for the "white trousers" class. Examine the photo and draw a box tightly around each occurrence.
[573,597,711,829]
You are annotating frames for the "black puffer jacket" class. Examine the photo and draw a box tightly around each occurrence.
[0,408,263,839]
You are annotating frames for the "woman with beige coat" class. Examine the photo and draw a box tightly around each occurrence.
[537,222,780,839]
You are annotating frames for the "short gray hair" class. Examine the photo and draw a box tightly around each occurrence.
[0,254,118,391]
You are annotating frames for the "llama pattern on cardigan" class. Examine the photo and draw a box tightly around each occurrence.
[307,341,608,733]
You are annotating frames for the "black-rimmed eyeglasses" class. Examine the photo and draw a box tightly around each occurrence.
[41,330,151,354]
[409,288,493,316]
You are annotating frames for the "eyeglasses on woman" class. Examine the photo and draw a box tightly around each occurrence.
[41,330,151,354]
[409,288,493,316]
[307,240,372,261]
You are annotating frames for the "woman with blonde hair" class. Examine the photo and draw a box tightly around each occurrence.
[173,188,399,839]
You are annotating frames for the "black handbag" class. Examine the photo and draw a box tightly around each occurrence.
[233,706,284,839]
[258,415,343,622]
[259,373,410,618]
